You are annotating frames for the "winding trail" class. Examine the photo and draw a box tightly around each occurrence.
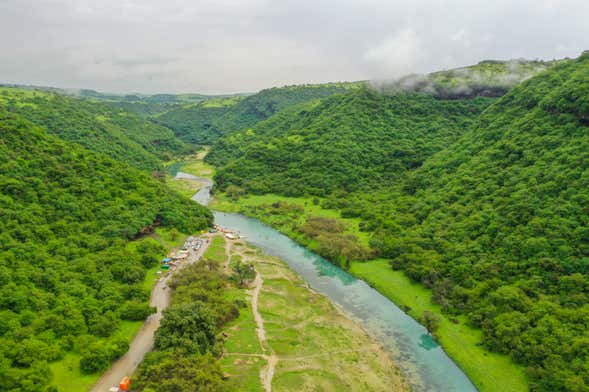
[90,236,210,392]
[247,265,277,392]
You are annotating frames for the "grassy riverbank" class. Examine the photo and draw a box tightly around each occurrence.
[350,260,528,392]
[165,150,216,197]
[220,237,408,391]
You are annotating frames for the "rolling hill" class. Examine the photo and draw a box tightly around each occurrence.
[155,82,361,145]
[362,52,589,391]
[0,87,190,170]
[207,59,555,196]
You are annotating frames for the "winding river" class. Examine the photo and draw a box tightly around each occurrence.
[190,177,477,391]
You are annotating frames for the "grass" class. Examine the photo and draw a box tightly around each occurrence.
[204,235,226,264]
[219,240,408,391]
[164,150,215,198]
[350,259,528,392]
[166,176,204,198]
[50,320,145,392]
[165,149,215,178]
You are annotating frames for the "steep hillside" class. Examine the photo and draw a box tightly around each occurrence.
[208,60,554,197]
[155,82,361,144]
[0,88,190,170]
[209,88,495,195]
[0,110,212,391]
[350,53,589,391]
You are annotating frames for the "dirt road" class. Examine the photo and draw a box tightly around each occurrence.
[90,236,210,392]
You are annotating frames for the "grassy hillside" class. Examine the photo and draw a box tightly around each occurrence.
[155,82,361,145]
[0,110,212,391]
[0,88,190,170]
[209,87,494,195]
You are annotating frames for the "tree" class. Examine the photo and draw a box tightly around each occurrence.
[154,303,217,354]
[120,302,156,321]
[420,311,441,336]
[134,351,226,392]
[232,261,256,287]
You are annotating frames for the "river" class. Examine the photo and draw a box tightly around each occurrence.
[191,178,477,392]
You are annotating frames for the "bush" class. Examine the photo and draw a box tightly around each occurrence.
[120,302,156,321]
[79,345,110,374]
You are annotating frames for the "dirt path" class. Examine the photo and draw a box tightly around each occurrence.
[223,239,231,274]
[250,271,278,392]
[90,237,210,392]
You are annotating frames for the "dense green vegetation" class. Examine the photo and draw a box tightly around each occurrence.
[155,82,361,145]
[0,88,190,170]
[209,88,494,195]
[134,236,239,391]
[0,111,212,391]
[154,97,243,144]
[209,53,589,390]
[358,54,589,391]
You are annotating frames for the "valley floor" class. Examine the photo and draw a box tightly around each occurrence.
[169,155,528,391]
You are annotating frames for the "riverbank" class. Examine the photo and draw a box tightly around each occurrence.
[220,236,409,391]
[210,192,528,392]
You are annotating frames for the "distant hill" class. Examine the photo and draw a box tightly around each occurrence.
[0,87,189,170]
[154,82,362,145]
[373,59,557,99]
[0,110,212,390]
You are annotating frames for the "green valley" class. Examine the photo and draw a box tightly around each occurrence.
[0,18,587,391]
[205,52,589,391]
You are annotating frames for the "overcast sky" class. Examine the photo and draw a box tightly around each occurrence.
[0,0,587,94]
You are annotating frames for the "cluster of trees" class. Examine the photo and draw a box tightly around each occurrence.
[133,258,245,391]
[0,88,191,170]
[300,217,371,267]
[0,110,212,391]
[155,82,361,145]
[208,53,589,390]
